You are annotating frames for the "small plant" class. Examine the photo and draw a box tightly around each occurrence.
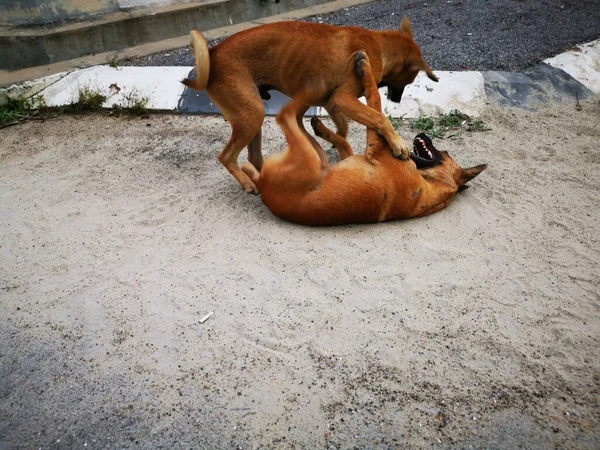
[0,84,151,128]
[118,89,149,115]
[412,116,435,130]
[75,87,107,112]
[412,110,490,138]
[467,120,490,132]
[106,55,120,69]
[0,94,45,128]
[412,116,446,138]
[387,114,402,130]
[56,87,107,114]
[438,110,470,128]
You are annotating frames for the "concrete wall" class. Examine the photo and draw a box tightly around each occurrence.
[117,0,192,10]
[1,0,333,71]
[1,0,120,27]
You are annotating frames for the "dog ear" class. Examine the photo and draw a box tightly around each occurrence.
[399,17,413,38]
[409,61,439,83]
[459,164,487,185]
[424,66,439,82]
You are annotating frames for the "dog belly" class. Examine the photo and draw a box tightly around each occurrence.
[262,171,387,225]
[268,196,384,226]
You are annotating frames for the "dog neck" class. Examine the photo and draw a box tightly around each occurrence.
[375,31,418,78]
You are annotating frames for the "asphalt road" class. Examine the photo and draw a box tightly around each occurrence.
[125,0,600,72]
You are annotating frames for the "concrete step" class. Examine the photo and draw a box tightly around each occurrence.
[0,0,332,71]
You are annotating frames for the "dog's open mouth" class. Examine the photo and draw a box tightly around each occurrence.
[411,133,442,169]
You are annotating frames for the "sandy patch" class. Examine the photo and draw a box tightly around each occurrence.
[1,98,599,449]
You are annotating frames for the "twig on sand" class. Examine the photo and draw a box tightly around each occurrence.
[200,311,215,324]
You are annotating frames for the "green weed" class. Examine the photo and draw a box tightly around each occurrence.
[412,110,490,138]
[387,114,402,130]
[114,89,149,115]
[71,87,107,112]
[411,116,446,138]
[438,110,470,128]
[0,95,44,128]
[106,55,120,69]
[467,120,491,132]
[1,84,154,127]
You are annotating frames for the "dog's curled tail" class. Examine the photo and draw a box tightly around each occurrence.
[181,30,210,91]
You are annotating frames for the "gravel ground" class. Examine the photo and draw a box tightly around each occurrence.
[124,0,600,71]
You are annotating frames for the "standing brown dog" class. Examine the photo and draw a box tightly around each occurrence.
[182,19,438,194]
[240,52,486,226]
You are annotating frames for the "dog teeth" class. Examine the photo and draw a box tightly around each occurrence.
[414,138,432,159]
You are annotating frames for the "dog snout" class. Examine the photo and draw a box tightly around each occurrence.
[387,86,404,103]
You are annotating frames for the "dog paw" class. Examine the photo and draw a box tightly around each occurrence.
[356,60,366,78]
[355,51,370,78]
[391,140,411,160]
[242,180,260,195]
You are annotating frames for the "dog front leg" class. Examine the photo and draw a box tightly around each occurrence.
[330,91,410,161]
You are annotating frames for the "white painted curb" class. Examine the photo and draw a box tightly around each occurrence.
[7,66,488,118]
[314,71,487,118]
[2,38,598,117]
[544,39,600,93]
[42,66,190,109]
[384,71,486,118]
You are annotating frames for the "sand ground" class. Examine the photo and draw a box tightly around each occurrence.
[1,98,599,449]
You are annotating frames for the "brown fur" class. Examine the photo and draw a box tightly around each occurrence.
[182,19,438,194]
[241,53,486,226]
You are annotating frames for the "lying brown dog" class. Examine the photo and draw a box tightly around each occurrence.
[240,52,486,226]
[182,19,437,194]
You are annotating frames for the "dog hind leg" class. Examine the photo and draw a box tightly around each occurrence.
[211,86,265,194]
[355,51,381,112]
[248,128,263,171]
[241,161,260,185]
[310,116,353,160]
[330,108,348,139]
[314,107,354,161]
[355,51,388,160]
[277,99,323,179]
[295,104,329,169]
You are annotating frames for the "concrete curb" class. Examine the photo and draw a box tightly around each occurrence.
[2,38,599,119]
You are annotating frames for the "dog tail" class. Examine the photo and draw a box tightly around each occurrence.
[181,30,210,91]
